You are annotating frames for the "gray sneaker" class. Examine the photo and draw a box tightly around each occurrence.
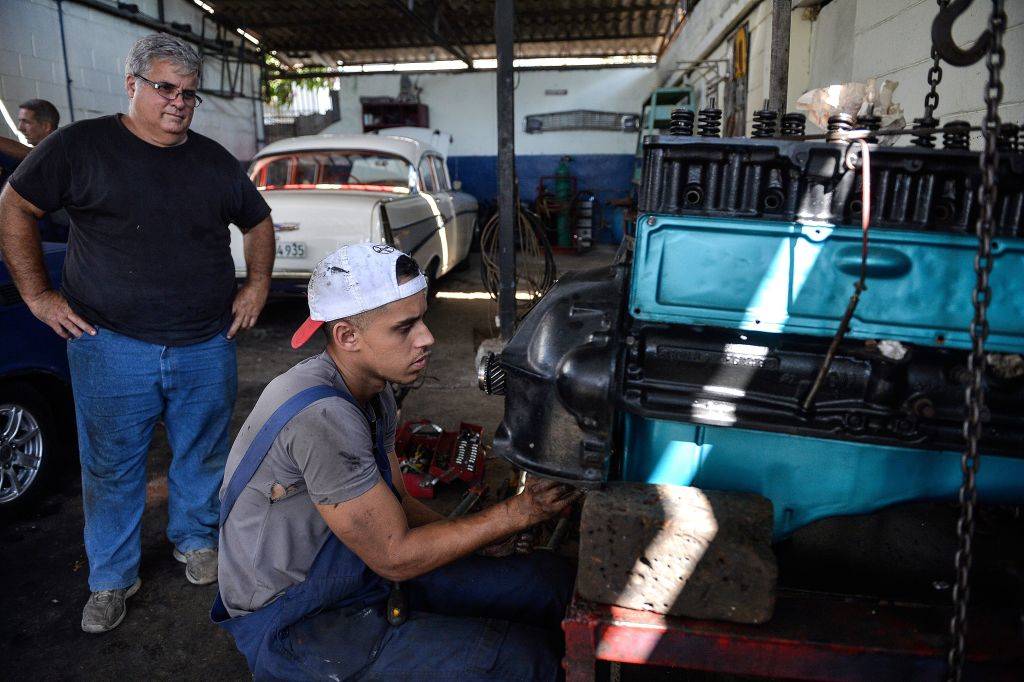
[173,547,218,585]
[81,578,141,634]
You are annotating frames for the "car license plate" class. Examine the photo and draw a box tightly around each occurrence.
[276,241,306,259]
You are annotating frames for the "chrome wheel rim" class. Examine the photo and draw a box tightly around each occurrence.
[0,403,44,504]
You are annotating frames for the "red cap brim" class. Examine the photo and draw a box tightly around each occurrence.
[290,317,324,349]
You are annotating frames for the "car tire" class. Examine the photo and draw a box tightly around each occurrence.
[0,382,61,513]
[426,260,440,302]
[451,251,472,273]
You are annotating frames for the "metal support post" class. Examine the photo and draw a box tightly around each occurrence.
[768,0,792,115]
[57,0,76,123]
[495,0,517,341]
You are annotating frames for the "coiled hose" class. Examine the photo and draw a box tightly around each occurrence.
[479,204,557,317]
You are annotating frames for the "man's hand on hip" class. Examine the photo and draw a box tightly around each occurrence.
[227,279,269,339]
[27,290,96,339]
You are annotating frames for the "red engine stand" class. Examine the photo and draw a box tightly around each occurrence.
[562,590,1023,681]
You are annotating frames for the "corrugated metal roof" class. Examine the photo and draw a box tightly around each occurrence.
[210,0,682,66]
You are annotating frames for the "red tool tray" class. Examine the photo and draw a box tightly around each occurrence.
[395,420,485,499]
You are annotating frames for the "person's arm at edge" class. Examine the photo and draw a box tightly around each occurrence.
[0,184,94,338]
[0,136,31,161]
[228,215,274,338]
[316,476,577,582]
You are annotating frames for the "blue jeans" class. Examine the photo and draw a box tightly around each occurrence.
[67,327,237,591]
[283,552,574,681]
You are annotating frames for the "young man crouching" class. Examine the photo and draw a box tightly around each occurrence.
[214,243,577,680]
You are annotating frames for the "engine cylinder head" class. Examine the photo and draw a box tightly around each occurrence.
[910,116,939,148]
[669,108,695,136]
[780,112,806,137]
[826,113,856,143]
[751,100,778,138]
[698,98,723,137]
[942,120,971,151]
[996,123,1020,153]
[857,109,882,143]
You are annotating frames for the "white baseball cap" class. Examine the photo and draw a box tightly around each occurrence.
[290,242,427,349]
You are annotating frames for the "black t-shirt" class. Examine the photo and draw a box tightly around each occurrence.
[0,150,19,188]
[9,114,270,345]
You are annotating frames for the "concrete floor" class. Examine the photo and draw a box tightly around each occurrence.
[0,247,618,680]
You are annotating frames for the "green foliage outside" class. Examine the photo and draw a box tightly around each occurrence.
[264,56,333,106]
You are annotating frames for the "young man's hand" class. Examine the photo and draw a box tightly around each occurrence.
[27,289,96,339]
[510,477,581,526]
[477,531,535,557]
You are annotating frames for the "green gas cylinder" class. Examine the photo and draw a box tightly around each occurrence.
[554,156,572,248]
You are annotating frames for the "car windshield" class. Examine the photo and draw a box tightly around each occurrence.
[250,150,413,193]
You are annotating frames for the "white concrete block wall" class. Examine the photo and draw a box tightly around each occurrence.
[653,0,813,133]
[656,0,760,87]
[658,0,1022,137]
[832,0,1024,136]
[0,0,260,158]
[333,66,659,157]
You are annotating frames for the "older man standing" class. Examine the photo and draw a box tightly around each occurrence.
[0,34,274,633]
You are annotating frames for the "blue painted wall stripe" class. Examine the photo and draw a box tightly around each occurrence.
[447,153,634,243]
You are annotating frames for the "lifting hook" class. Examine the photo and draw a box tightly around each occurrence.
[931,0,992,66]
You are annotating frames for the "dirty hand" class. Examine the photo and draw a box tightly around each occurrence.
[477,531,536,557]
[228,279,270,339]
[26,289,96,339]
[512,477,581,525]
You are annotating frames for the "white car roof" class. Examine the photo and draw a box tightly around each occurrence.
[254,133,435,164]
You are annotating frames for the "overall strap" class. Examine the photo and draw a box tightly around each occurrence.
[220,385,342,526]
[367,398,399,497]
[220,385,400,528]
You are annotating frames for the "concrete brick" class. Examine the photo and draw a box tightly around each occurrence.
[854,0,920,35]
[34,81,68,115]
[78,67,110,94]
[0,50,22,79]
[0,74,39,109]
[577,483,777,624]
[19,54,58,84]
[1,10,40,55]
[4,0,53,34]
[853,0,935,79]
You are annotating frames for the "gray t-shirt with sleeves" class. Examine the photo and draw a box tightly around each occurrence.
[217,352,397,617]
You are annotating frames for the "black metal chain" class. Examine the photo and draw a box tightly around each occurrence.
[923,0,952,117]
[946,2,1005,680]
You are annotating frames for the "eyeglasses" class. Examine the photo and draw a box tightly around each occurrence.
[133,73,203,108]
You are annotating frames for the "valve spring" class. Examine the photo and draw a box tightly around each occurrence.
[698,98,723,137]
[826,113,856,142]
[910,116,939,148]
[751,101,778,138]
[780,112,806,137]
[942,120,971,151]
[996,123,1020,153]
[857,111,882,143]
[669,108,695,136]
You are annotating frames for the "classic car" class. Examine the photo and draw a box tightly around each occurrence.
[231,131,478,293]
[0,243,76,512]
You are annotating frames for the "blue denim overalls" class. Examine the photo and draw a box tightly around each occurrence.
[212,385,573,681]
[211,385,397,679]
